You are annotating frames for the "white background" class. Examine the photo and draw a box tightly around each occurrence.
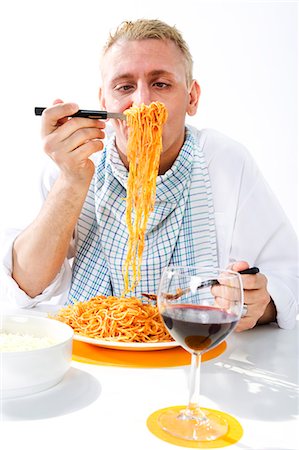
[0,0,297,232]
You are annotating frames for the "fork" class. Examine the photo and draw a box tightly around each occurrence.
[141,267,259,302]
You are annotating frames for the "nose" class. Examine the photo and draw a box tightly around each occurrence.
[131,82,152,106]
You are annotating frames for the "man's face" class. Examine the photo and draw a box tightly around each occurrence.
[100,39,200,167]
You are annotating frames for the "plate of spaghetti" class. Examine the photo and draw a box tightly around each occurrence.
[52,295,178,351]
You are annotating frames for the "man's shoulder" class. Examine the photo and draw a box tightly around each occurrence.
[188,126,261,187]
[188,126,250,164]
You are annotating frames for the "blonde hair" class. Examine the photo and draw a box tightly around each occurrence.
[102,19,193,87]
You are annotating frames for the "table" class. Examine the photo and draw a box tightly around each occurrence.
[1,308,298,450]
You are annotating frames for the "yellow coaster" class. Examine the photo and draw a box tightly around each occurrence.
[147,406,243,448]
[72,340,226,368]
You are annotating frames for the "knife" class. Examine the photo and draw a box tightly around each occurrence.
[34,107,126,120]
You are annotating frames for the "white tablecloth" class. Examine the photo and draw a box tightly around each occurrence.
[1,305,298,450]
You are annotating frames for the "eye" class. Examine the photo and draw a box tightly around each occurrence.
[153,82,170,88]
[115,84,134,92]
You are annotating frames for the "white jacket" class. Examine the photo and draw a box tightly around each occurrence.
[1,127,298,328]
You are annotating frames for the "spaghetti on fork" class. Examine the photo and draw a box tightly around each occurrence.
[122,102,168,294]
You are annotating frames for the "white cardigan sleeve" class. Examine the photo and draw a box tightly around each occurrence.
[0,138,106,309]
[203,128,298,329]
[0,162,73,308]
[229,165,298,329]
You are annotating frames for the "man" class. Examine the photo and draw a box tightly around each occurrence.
[1,19,297,332]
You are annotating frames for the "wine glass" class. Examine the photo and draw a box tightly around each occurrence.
[157,265,243,442]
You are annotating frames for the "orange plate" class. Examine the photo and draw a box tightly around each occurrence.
[72,340,226,368]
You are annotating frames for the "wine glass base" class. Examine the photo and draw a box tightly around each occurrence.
[158,407,228,442]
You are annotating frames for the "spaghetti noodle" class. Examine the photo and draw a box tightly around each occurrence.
[123,101,168,294]
[53,295,172,343]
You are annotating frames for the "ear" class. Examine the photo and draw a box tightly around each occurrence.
[186,80,201,116]
[99,87,106,109]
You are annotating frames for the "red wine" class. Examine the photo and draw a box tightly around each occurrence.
[162,305,238,352]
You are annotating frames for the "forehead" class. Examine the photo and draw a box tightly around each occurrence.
[101,39,187,82]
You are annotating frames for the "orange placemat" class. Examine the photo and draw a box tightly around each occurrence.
[72,340,226,368]
[147,405,243,448]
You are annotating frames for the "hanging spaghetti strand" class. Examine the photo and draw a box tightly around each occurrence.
[123,102,168,294]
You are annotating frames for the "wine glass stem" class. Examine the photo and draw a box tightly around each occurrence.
[185,352,206,420]
[189,352,201,408]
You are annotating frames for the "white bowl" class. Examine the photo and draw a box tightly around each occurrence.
[1,314,74,399]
